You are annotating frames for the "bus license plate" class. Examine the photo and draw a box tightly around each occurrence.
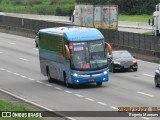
[89,78,94,82]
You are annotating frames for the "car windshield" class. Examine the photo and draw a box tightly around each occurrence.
[70,39,107,70]
[112,51,132,59]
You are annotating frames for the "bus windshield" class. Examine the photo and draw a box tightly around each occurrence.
[70,39,107,70]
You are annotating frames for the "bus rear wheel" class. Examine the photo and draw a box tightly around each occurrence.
[47,68,52,83]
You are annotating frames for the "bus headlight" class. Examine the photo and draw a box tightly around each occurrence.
[103,71,108,74]
[73,73,78,77]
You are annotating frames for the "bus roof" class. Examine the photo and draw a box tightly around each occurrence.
[39,26,104,41]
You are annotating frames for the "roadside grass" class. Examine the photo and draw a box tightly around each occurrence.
[144,31,153,36]
[0,100,44,120]
[119,14,152,22]
[0,0,75,15]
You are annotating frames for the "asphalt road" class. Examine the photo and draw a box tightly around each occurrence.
[0,32,160,120]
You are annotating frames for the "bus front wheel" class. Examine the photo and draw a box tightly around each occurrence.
[97,82,102,86]
[64,72,71,88]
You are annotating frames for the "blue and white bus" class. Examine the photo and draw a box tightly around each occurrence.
[38,26,112,87]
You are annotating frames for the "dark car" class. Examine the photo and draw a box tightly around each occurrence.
[154,66,160,88]
[108,50,138,72]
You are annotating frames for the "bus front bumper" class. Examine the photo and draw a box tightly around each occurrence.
[70,73,109,84]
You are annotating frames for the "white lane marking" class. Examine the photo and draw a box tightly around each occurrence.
[0,68,5,71]
[141,117,150,120]
[54,87,62,90]
[19,58,29,62]
[45,84,52,87]
[6,70,12,73]
[0,51,3,54]
[32,48,38,51]
[143,74,154,78]
[74,94,84,98]
[138,59,159,66]
[85,98,95,102]
[20,75,27,78]
[137,91,154,97]
[110,106,118,110]
[65,117,76,120]
[36,81,43,84]
[28,78,35,81]
[97,102,107,106]
[65,91,72,94]
[8,42,16,45]
[14,73,20,76]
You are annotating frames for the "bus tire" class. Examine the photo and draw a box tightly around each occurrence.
[47,67,52,83]
[63,72,71,88]
[97,82,102,86]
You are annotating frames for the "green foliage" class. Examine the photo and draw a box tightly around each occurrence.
[55,7,62,15]
[49,0,58,5]
[144,31,153,36]
[119,14,152,22]
[55,5,74,16]
[110,0,159,15]
[13,0,25,5]
[36,7,54,15]
[28,0,42,6]
[76,0,108,5]
[1,0,159,15]
[0,100,44,120]
[0,0,75,16]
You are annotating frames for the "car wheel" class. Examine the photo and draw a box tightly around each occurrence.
[111,64,115,73]
[133,68,137,71]
[97,82,102,86]
[154,78,159,87]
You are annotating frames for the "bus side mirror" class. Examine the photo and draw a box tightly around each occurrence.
[107,54,112,59]
[65,45,70,60]
[105,42,112,55]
